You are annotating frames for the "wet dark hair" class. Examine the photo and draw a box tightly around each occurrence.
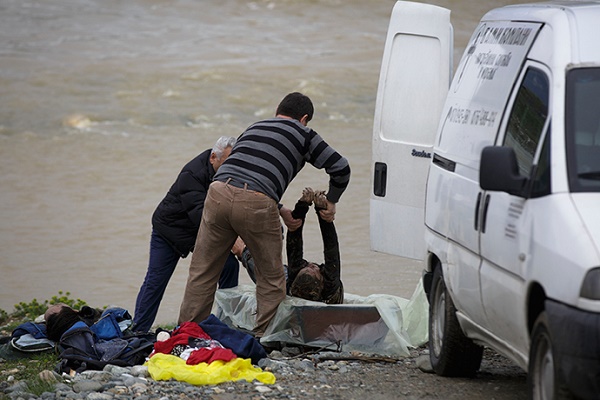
[290,268,324,301]
[275,92,314,122]
[45,306,82,341]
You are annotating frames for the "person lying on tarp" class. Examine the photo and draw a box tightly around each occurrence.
[233,187,343,304]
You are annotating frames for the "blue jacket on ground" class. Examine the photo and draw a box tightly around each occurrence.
[199,314,267,364]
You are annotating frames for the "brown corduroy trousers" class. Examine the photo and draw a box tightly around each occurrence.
[178,180,286,336]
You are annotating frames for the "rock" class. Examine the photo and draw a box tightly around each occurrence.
[291,359,315,372]
[85,393,113,400]
[254,384,272,393]
[55,389,78,399]
[106,385,129,395]
[102,365,130,375]
[73,380,104,393]
[267,350,284,359]
[4,381,29,393]
[39,370,58,383]
[415,354,434,373]
[281,346,301,357]
[8,391,36,399]
[80,370,112,382]
[123,375,146,387]
[258,358,287,372]
[130,382,148,394]
[40,392,56,400]
[54,383,71,392]
[130,365,149,378]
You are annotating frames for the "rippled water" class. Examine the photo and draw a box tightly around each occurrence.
[0,0,523,324]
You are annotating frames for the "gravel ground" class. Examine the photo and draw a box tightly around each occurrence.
[2,346,528,400]
[255,346,528,400]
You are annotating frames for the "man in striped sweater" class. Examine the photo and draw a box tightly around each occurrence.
[178,92,351,336]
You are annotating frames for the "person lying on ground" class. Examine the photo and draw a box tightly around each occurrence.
[233,187,343,304]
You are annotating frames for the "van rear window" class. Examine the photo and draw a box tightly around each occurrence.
[566,68,600,192]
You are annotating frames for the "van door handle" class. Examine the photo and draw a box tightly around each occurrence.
[474,192,482,231]
[481,194,491,234]
[373,162,387,197]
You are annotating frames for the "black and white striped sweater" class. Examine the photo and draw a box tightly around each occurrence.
[214,117,350,203]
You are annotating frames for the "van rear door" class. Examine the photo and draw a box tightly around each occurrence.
[370,1,451,260]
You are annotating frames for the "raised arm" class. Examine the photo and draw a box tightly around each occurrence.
[286,188,313,284]
[314,191,342,303]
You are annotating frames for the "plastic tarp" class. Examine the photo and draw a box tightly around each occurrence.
[214,279,429,358]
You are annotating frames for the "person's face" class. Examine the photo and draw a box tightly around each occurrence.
[210,146,232,172]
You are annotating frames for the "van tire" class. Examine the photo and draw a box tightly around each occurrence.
[528,312,575,400]
[428,266,483,377]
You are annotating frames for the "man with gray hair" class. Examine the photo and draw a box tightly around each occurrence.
[132,136,239,332]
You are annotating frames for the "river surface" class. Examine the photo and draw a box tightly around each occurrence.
[0,0,524,324]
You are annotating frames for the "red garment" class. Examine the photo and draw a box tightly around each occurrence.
[152,322,210,355]
[186,347,237,365]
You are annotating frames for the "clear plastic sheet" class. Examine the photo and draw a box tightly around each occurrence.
[214,279,428,358]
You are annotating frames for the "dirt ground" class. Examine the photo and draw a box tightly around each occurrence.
[253,347,529,400]
[350,348,528,400]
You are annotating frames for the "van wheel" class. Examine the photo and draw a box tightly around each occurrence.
[428,266,483,377]
[528,312,574,400]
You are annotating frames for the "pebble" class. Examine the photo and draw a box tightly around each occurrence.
[415,354,434,373]
[1,348,398,400]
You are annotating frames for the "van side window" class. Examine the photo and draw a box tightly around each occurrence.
[503,68,550,177]
[566,67,600,193]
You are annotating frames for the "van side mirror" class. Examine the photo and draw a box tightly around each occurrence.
[480,146,527,196]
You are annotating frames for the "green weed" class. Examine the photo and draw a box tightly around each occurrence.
[12,291,87,320]
[0,291,88,333]
[0,309,8,326]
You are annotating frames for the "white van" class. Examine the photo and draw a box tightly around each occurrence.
[370,1,600,399]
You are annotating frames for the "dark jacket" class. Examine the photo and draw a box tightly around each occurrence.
[286,201,343,304]
[152,149,214,258]
[238,200,343,304]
